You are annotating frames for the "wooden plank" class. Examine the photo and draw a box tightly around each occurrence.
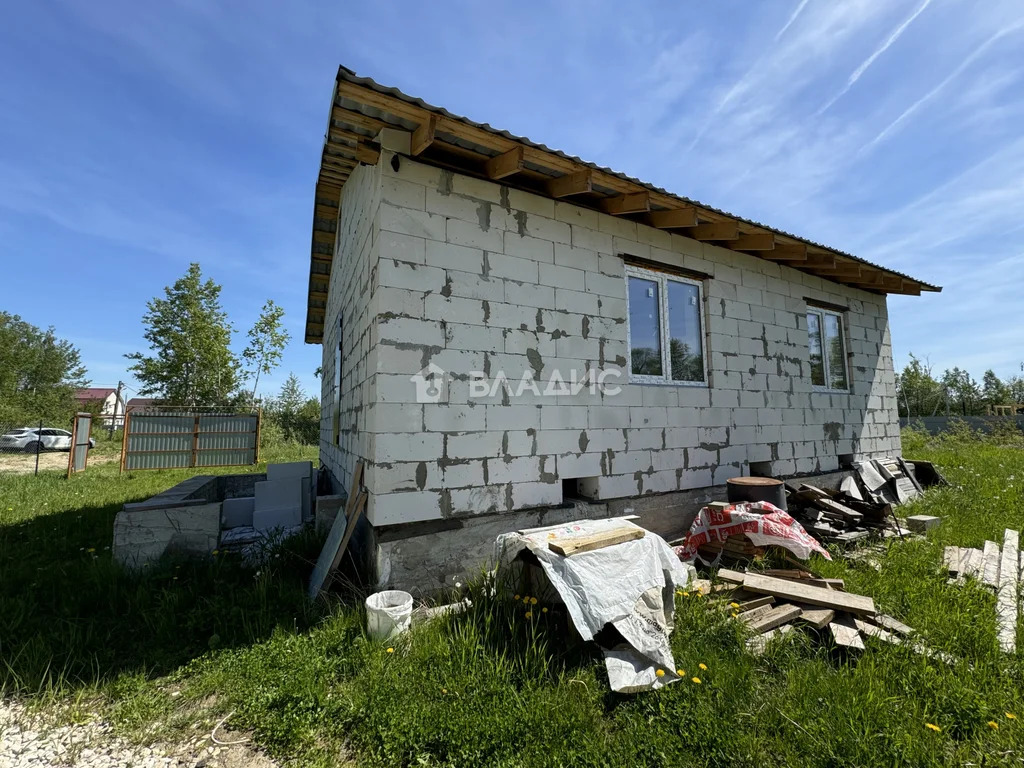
[746,604,802,634]
[546,170,592,198]
[828,618,865,650]
[548,526,645,556]
[356,143,381,164]
[484,146,525,179]
[964,548,985,580]
[996,529,1019,653]
[728,233,775,251]
[738,595,775,612]
[791,603,835,629]
[853,618,955,664]
[982,540,1001,587]
[742,572,876,616]
[648,207,699,229]
[815,497,863,523]
[747,624,794,655]
[717,568,746,585]
[599,191,650,215]
[689,221,739,241]
[870,613,914,636]
[762,243,808,261]
[739,604,775,623]
[411,115,437,156]
[309,462,364,599]
[943,545,961,575]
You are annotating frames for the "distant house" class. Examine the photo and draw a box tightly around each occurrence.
[303,67,942,592]
[125,397,160,413]
[75,388,126,427]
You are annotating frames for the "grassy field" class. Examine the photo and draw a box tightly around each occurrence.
[2,427,1024,767]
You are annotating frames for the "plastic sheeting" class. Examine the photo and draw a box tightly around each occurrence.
[675,501,832,564]
[496,518,695,693]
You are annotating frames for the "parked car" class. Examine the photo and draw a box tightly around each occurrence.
[0,427,96,453]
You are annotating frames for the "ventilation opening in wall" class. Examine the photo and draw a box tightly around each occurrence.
[838,453,855,469]
[561,477,581,501]
[748,461,773,478]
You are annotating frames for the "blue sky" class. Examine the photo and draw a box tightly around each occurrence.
[2,0,1023,401]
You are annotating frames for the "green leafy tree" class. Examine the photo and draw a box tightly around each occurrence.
[0,313,88,423]
[1007,376,1024,404]
[242,300,290,405]
[982,369,1011,407]
[942,367,983,416]
[125,263,239,407]
[265,373,319,444]
[895,354,942,417]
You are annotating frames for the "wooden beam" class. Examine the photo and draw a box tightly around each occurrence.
[762,243,808,262]
[997,529,1019,653]
[331,106,388,133]
[484,146,525,179]
[328,127,366,144]
[412,115,437,156]
[689,221,740,241]
[599,191,650,215]
[729,233,776,251]
[742,573,876,616]
[547,170,592,198]
[356,143,381,164]
[312,231,336,245]
[648,207,699,229]
[314,204,338,219]
[548,527,645,556]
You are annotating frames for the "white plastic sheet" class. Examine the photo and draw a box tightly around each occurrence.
[495,519,695,693]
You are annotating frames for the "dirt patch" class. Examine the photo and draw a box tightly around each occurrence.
[0,452,118,476]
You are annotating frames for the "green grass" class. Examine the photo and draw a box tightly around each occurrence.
[3,430,1024,767]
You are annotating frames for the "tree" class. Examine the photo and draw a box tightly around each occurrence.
[982,369,1011,407]
[942,367,983,416]
[0,313,88,423]
[242,300,290,404]
[265,373,319,444]
[895,354,942,417]
[126,263,239,407]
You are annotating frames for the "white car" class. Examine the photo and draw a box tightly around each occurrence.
[0,427,96,453]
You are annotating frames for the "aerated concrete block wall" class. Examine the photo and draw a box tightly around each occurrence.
[320,150,900,527]
[320,161,382,498]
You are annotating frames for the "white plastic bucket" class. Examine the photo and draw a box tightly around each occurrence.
[365,590,413,640]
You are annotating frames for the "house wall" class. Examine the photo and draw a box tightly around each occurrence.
[322,150,900,527]
[319,161,382,498]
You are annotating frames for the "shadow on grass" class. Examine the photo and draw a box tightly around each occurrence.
[0,487,338,695]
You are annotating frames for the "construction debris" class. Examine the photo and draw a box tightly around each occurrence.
[705,566,948,661]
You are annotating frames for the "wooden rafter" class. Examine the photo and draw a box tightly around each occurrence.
[600,191,650,215]
[648,207,699,229]
[689,222,739,241]
[328,127,366,144]
[412,115,437,156]
[356,143,381,164]
[762,243,808,262]
[547,170,592,198]
[484,146,525,179]
[331,106,388,133]
[729,233,775,251]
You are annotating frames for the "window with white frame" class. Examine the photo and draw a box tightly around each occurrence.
[624,265,706,384]
[806,306,848,391]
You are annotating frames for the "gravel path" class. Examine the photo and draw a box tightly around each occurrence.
[0,699,278,768]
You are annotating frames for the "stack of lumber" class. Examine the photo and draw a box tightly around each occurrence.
[944,528,1021,653]
[697,533,766,563]
[713,568,943,658]
[786,483,893,545]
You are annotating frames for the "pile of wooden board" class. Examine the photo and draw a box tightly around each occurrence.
[785,482,894,545]
[944,528,1021,653]
[714,567,944,658]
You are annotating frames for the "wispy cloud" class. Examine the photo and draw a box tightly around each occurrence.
[816,0,934,115]
[775,0,813,41]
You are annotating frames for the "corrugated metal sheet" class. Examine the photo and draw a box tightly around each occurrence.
[123,412,259,470]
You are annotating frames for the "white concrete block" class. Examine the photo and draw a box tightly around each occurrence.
[222,496,255,529]
[253,478,302,531]
[369,490,443,526]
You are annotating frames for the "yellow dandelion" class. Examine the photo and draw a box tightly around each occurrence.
[729,602,740,609]
[1006,713,1017,720]
[514,594,521,601]
[212,550,219,556]
[988,721,999,730]
[676,669,685,676]
[86,548,95,553]
[691,677,702,684]
[386,647,394,654]
[925,723,941,732]
[441,688,448,694]
[682,591,690,597]
[675,590,684,596]
[655,669,665,678]
[730,611,739,618]
[541,607,548,613]
[529,596,538,605]
[525,611,533,619]
[698,663,708,671]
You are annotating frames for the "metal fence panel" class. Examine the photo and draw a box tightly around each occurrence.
[122,410,259,471]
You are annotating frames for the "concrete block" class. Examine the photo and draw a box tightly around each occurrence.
[378,230,426,265]
[511,480,563,509]
[503,232,555,262]
[487,455,543,484]
[222,496,254,529]
[906,515,941,533]
[315,494,346,535]
[445,431,504,459]
[376,433,445,462]
[369,490,443,526]
[441,459,487,488]
[424,240,485,273]
[424,404,487,432]
[487,253,540,282]
[113,502,221,570]
[380,204,447,242]
[448,484,510,514]
[253,477,303,531]
[447,218,503,251]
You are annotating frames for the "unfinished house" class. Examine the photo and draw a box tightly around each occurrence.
[304,67,941,592]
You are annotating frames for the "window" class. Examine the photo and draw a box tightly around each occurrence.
[806,306,848,391]
[332,342,342,445]
[625,266,706,384]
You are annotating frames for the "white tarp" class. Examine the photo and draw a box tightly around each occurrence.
[495,518,695,693]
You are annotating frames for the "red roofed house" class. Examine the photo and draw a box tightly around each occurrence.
[75,388,126,427]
